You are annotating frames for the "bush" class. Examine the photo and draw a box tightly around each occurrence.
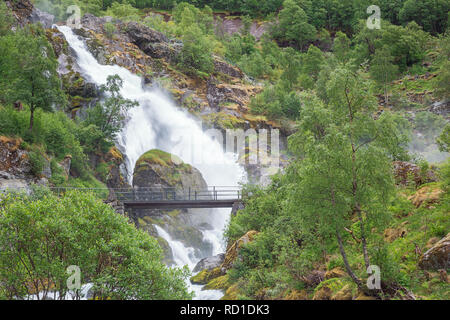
[0,190,192,300]
[177,25,214,78]
[28,147,45,177]
[104,22,116,39]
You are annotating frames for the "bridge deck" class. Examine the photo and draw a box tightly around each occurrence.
[123,199,239,209]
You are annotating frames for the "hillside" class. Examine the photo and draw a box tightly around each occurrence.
[0,0,448,301]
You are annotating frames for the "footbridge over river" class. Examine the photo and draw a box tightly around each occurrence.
[113,186,243,209]
[0,186,244,210]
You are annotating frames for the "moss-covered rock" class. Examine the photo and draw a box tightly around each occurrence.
[324,267,347,280]
[222,230,259,271]
[419,232,450,270]
[133,149,207,191]
[312,278,345,300]
[190,269,210,285]
[190,266,224,285]
[283,289,308,300]
[408,185,443,208]
[203,275,229,290]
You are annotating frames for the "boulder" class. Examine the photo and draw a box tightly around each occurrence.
[213,58,243,79]
[384,226,407,243]
[193,253,225,273]
[419,233,450,270]
[393,161,436,186]
[6,0,34,26]
[206,77,253,111]
[221,230,259,271]
[126,22,168,45]
[125,22,178,61]
[203,274,229,291]
[133,149,207,192]
[230,201,245,216]
[301,270,326,288]
[408,185,443,208]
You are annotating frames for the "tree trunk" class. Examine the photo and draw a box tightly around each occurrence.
[336,228,363,289]
[356,204,371,269]
[29,106,35,131]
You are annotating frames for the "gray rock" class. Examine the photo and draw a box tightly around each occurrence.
[29,8,54,29]
[419,233,450,270]
[193,253,225,273]
[429,100,449,118]
[231,201,245,216]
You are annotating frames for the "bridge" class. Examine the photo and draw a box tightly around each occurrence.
[1,186,244,210]
[114,186,243,209]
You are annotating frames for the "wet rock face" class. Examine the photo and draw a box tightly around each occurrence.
[126,22,168,45]
[206,77,253,111]
[125,22,179,62]
[193,253,225,273]
[29,8,54,28]
[419,233,450,270]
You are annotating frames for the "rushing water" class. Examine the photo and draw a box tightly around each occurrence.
[58,26,245,299]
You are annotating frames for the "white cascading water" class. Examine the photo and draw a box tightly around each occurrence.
[58,26,246,299]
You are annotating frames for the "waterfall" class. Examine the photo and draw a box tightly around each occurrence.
[58,26,245,299]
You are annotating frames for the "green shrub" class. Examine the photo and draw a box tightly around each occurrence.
[28,147,45,177]
[104,22,116,39]
[0,190,192,300]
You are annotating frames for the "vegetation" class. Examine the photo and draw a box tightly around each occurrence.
[0,189,192,300]
[0,0,449,301]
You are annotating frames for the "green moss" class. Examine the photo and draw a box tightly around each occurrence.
[313,278,344,296]
[135,149,183,167]
[202,112,245,129]
[204,275,230,290]
[190,269,209,284]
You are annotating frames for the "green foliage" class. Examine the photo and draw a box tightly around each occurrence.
[28,147,45,177]
[105,1,140,19]
[249,83,301,120]
[104,22,117,39]
[35,0,103,21]
[370,46,399,103]
[353,20,430,72]
[271,0,316,49]
[0,2,14,36]
[437,124,450,152]
[177,24,214,77]
[0,190,192,300]
[81,74,138,152]
[0,24,66,131]
[399,0,449,34]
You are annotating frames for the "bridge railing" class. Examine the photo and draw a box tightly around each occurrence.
[0,186,243,202]
[113,186,242,202]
